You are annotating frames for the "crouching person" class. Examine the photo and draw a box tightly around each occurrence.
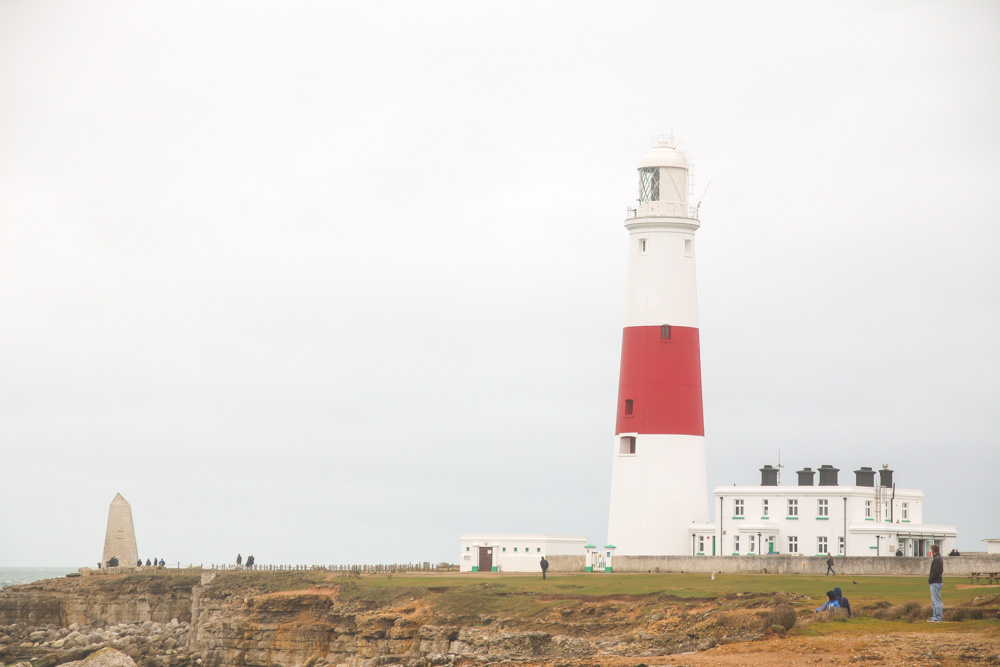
[814,591,841,613]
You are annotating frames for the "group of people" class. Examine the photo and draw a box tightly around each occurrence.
[100,556,165,568]
[235,554,256,569]
[814,544,946,623]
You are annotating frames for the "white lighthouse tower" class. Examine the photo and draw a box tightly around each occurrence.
[606,136,709,555]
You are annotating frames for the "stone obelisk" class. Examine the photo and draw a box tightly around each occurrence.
[102,493,139,566]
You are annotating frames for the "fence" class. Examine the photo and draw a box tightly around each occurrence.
[208,562,450,574]
[84,562,456,577]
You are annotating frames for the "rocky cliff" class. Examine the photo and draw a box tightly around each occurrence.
[0,570,829,667]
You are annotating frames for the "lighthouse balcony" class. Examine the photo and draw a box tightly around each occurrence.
[627,202,698,220]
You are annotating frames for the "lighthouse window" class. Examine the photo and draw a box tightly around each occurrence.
[624,399,633,416]
[620,436,636,455]
[639,168,660,202]
[639,238,646,252]
[660,325,671,340]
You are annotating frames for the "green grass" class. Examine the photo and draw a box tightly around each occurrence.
[348,572,988,607]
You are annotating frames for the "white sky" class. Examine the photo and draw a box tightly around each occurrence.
[1,1,998,567]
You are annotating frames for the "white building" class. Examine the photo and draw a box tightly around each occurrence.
[606,135,709,556]
[985,539,1000,555]
[688,465,957,557]
[459,534,587,572]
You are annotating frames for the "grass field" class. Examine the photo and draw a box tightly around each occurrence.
[339,572,990,606]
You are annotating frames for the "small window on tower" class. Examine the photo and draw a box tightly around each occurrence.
[624,399,633,416]
[685,238,693,257]
[660,325,671,340]
[619,436,636,455]
[639,238,646,252]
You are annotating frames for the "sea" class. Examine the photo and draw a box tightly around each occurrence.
[0,567,79,588]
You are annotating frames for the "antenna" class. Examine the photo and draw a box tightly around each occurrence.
[693,179,712,216]
[777,449,784,485]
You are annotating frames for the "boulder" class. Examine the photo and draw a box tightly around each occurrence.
[66,648,137,667]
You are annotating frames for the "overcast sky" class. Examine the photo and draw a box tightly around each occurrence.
[1,1,998,568]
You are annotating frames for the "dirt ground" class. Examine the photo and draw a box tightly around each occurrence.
[499,629,1000,666]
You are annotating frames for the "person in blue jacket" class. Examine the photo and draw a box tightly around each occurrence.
[814,590,840,612]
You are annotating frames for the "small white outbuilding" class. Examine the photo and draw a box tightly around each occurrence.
[459,534,587,572]
[985,539,1000,555]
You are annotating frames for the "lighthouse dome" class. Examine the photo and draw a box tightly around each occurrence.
[638,141,689,170]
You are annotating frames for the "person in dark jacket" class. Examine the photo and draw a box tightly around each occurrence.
[833,586,852,617]
[826,553,835,575]
[928,544,944,622]
[237,554,243,568]
[246,554,255,569]
[540,556,549,579]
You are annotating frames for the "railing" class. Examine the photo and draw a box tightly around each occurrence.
[209,562,453,575]
[626,203,698,219]
[85,562,458,576]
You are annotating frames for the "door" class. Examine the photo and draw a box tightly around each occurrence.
[478,546,493,572]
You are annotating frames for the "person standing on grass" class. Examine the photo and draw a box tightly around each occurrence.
[826,553,835,575]
[928,544,944,622]
[540,556,549,580]
[237,553,242,569]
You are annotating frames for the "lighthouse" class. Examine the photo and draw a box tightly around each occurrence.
[606,136,709,556]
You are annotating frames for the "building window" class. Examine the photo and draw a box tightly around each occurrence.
[818,536,828,554]
[624,399,633,416]
[537,548,541,552]
[639,167,660,202]
[733,535,740,554]
[749,535,756,554]
[839,536,845,554]
[818,499,829,517]
[902,502,909,520]
[787,499,798,517]
[660,325,671,340]
[762,499,769,518]
[640,238,646,252]
[865,500,872,518]
[697,535,704,554]
[620,436,636,455]
[465,547,470,551]
[734,499,744,517]
[685,238,693,256]
[788,536,798,554]
[514,547,517,552]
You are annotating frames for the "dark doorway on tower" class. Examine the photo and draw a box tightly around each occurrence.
[619,436,636,455]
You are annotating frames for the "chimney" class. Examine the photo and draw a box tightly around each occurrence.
[818,464,840,486]
[796,467,815,486]
[854,466,876,487]
[759,465,779,486]
[879,466,894,488]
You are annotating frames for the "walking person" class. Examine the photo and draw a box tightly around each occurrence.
[236,554,242,569]
[928,544,944,622]
[540,556,549,580]
[826,553,835,575]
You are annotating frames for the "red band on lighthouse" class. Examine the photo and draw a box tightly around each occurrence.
[614,325,704,436]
